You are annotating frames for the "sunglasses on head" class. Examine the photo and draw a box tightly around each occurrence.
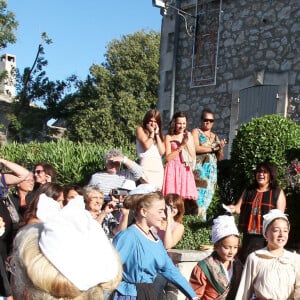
[202,118,214,123]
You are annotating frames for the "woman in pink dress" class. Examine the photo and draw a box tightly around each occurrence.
[162,112,197,212]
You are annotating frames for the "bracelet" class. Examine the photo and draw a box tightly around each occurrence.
[123,156,128,164]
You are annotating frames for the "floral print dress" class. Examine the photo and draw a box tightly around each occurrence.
[194,129,219,219]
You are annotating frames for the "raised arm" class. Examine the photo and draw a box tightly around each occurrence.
[192,129,213,155]
[0,159,29,185]
[163,206,184,249]
[226,190,245,215]
[110,155,144,181]
[136,125,165,156]
[276,189,286,212]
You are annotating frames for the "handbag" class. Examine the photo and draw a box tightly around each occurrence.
[181,146,196,170]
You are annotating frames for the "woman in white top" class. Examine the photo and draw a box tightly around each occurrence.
[235,209,300,300]
[136,109,165,189]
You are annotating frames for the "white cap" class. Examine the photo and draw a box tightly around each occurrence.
[129,183,158,195]
[211,215,239,244]
[262,209,289,238]
[121,179,136,191]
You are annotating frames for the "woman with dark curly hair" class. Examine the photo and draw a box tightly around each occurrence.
[227,161,286,263]
[10,196,122,300]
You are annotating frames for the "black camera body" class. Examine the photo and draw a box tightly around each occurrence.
[115,201,124,209]
[111,188,129,197]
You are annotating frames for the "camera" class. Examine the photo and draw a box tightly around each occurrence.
[111,188,129,197]
[115,201,124,209]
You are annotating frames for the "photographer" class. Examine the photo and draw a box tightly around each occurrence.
[88,149,145,199]
[83,185,130,241]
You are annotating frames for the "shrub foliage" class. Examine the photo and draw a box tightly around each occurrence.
[175,215,211,250]
[230,114,300,201]
[0,139,136,186]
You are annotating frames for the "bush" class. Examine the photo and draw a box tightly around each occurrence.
[175,215,211,250]
[230,115,300,200]
[0,139,136,186]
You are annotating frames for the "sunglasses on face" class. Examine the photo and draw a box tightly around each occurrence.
[202,118,214,123]
[34,169,44,175]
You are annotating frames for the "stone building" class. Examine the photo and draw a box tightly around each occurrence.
[0,53,66,144]
[156,0,300,158]
[0,53,16,144]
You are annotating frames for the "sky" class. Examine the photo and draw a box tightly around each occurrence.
[4,0,163,81]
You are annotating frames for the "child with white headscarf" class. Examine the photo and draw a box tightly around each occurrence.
[189,215,243,299]
[235,209,300,300]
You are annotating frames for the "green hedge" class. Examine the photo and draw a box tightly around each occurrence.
[0,139,136,186]
[175,215,211,250]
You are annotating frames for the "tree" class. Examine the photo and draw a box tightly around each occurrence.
[0,0,18,50]
[62,30,160,147]
[8,33,77,142]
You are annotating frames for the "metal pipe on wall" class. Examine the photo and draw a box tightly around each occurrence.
[169,0,181,120]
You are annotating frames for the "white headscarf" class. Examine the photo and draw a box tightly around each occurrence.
[211,215,239,244]
[262,209,289,238]
[39,195,119,291]
[36,193,61,222]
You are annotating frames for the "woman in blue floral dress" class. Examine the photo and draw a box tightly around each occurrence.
[192,109,226,220]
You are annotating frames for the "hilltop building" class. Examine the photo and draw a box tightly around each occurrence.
[0,53,16,144]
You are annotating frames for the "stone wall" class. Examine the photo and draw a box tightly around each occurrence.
[158,0,300,157]
[0,99,12,145]
[165,249,212,300]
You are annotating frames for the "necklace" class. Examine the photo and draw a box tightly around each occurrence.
[135,223,151,236]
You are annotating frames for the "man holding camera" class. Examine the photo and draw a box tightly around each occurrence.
[89,149,145,200]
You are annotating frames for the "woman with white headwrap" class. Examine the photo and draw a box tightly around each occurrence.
[10,196,122,300]
[235,209,300,300]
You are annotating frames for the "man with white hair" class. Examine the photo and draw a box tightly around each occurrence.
[89,149,145,199]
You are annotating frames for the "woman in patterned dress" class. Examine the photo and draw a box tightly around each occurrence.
[192,108,226,220]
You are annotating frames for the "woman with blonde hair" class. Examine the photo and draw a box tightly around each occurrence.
[111,191,198,300]
[10,196,122,300]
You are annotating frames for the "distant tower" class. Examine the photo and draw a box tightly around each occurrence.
[0,53,16,100]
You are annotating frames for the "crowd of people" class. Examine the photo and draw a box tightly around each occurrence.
[0,107,299,300]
